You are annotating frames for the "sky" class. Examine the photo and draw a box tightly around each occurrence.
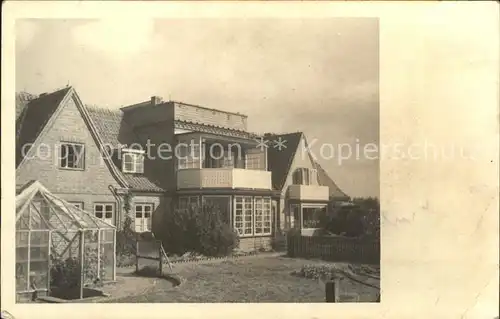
[16,18,379,198]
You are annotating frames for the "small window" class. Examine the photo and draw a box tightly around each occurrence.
[94,203,115,225]
[135,203,154,232]
[68,201,84,210]
[122,152,144,174]
[59,143,85,170]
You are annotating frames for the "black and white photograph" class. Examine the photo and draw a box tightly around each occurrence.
[13,17,380,303]
[2,2,499,318]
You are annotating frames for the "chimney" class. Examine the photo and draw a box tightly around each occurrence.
[151,96,163,106]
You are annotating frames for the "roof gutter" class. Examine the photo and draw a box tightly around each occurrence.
[108,185,130,227]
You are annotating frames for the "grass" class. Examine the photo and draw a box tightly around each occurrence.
[105,255,380,303]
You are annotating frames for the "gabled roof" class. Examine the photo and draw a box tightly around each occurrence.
[16,91,37,120]
[86,106,164,192]
[265,132,303,190]
[313,161,350,200]
[15,87,164,193]
[265,131,349,199]
[16,180,116,230]
[16,87,72,166]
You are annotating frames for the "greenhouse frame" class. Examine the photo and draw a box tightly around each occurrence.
[15,180,117,301]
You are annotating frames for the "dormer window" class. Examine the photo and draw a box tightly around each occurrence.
[122,149,145,174]
[292,167,318,185]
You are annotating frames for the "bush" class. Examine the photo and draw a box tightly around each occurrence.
[50,256,80,290]
[293,263,348,280]
[161,203,239,257]
[321,199,380,239]
[50,247,106,290]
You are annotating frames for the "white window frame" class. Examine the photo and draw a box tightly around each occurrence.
[234,196,253,237]
[135,203,154,232]
[122,150,145,174]
[290,204,301,229]
[254,197,272,236]
[245,153,261,170]
[59,142,85,170]
[93,203,115,225]
[177,143,201,170]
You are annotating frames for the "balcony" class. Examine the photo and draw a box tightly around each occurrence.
[288,184,329,201]
[177,168,272,190]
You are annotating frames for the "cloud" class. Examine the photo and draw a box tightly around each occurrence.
[16,20,39,50]
[71,18,158,59]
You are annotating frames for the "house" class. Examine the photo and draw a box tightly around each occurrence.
[15,86,349,251]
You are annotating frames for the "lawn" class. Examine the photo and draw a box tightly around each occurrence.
[104,254,380,303]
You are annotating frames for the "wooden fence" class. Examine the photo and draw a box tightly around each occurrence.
[287,235,380,265]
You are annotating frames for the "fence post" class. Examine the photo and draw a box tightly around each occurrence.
[325,277,340,302]
[159,243,163,275]
[135,240,139,273]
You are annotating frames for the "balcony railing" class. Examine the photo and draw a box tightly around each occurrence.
[177,168,272,190]
[288,184,329,201]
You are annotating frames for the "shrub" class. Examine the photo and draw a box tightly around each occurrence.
[161,203,239,257]
[116,194,136,258]
[50,247,106,290]
[50,256,80,290]
[293,263,349,280]
[116,215,136,256]
[321,198,380,239]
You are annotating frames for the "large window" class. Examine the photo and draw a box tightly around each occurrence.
[245,150,263,170]
[254,197,272,235]
[302,206,327,229]
[94,203,115,225]
[135,203,153,232]
[203,145,243,169]
[122,151,144,174]
[177,143,200,169]
[234,196,253,236]
[59,143,85,170]
[234,196,272,237]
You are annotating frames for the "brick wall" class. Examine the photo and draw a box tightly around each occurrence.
[174,102,247,131]
[16,95,122,223]
[239,236,272,252]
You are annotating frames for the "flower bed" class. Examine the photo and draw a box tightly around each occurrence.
[292,263,351,280]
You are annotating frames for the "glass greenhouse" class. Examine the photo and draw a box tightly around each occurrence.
[15,181,116,301]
